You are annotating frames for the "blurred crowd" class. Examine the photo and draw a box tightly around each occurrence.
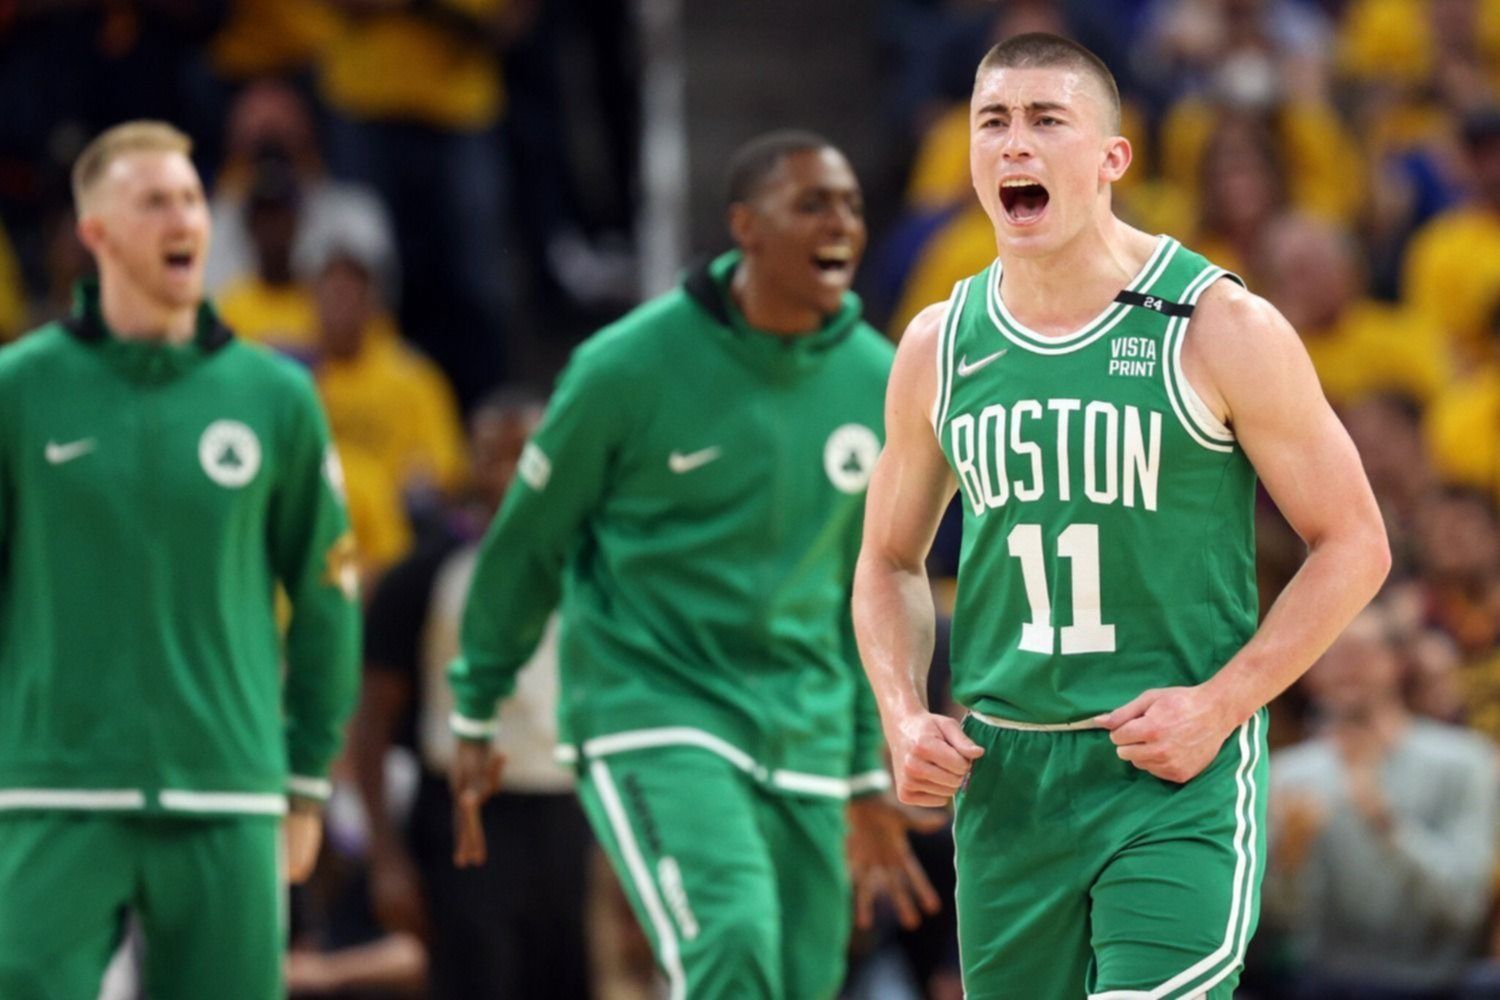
[7,0,1500,997]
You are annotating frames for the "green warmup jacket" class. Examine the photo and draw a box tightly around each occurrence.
[0,282,360,818]
[450,252,894,799]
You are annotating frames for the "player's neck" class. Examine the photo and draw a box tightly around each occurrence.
[996,215,1151,337]
[730,263,823,336]
[98,274,196,345]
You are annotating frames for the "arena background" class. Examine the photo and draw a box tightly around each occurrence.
[5,1,1500,997]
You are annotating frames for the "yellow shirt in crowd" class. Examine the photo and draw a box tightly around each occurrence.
[1337,0,1500,92]
[1427,366,1500,499]
[216,278,320,355]
[211,0,339,79]
[320,0,507,131]
[317,335,468,499]
[1157,98,1365,226]
[336,443,413,576]
[1301,300,1451,409]
[1403,207,1500,366]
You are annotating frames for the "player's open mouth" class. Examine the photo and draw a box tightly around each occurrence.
[163,250,196,274]
[812,245,855,282]
[1000,178,1049,225]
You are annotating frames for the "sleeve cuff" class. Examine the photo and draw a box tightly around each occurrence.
[286,775,333,801]
[450,710,500,741]
[848,769,892,798]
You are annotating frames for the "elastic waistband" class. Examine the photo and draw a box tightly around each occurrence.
[967,710,1104,732]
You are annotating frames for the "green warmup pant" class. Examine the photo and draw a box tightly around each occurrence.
[576,745,851,1000]
[0,812,283,1000]
[954,710,1269,1000]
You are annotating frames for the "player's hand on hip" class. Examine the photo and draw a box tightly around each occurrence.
[283,811,324,884]
[847,793,948,930]
[889,712,984,807]
[449,739,505,868]
[1094,686,1233,783]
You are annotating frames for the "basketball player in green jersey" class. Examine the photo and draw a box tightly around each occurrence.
[853,34,1391,1000]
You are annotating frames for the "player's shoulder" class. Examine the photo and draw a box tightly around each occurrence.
[565,291,686,384]
[889,299,950,381]
[220,338,318,395]
[0,322,70,373]
[1186,277,1300,364]
[897,300,950,356]
[844,319,896,373]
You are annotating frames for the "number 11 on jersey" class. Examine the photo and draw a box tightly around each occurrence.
[1007,523,1117,655]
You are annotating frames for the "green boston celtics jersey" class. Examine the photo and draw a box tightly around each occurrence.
[934,237,1258,723]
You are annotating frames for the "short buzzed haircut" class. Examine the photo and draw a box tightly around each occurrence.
[72,120,193,213]
[975,33,1121,134]
[725,130,834,208]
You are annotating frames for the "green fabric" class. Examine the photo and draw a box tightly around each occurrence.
[0,813,283,999]
[953,711,1268,1000]
[0,283,361,813]
[935,237,1258,724]
[451,251,893,791]
[577,745,850,999]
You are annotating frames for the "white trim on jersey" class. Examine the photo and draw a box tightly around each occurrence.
[159,790,288,815]
[287,775,333,801]
[567,726,873,800]
[0,788,146,811]
[934,278,973,435]
[449,711,500,740]
[986,237,1178,355]
[1160,264,1238,453]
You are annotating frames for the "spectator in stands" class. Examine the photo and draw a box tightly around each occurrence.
[319,0,535,407]
[1189,115,1291,278]
[1266,606,1498,1000]
[1342,394,1437,578]
[352,390,595,1000]
[1427,300,1500,499]
[303,234,467,559]
[1337,0,1500,106]
[1404,107,1500,367]
[1258,214,1450,408]
[204,80,396,303]
[214,152,318,358]
[1134,0,1333,112]
[1406,487,1500,739]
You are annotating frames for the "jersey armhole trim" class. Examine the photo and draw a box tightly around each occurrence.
[1163,267,1241,452]
[932,277,972,435]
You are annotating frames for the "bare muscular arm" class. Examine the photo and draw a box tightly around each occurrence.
[853,303,984,806]
[1099,280,1391,781]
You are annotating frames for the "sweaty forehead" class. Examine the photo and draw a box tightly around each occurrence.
[971,65,1108,121]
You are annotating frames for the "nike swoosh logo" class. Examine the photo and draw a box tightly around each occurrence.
[668,446,722,474]
[957,349,1008,377]
[45,438,96,465]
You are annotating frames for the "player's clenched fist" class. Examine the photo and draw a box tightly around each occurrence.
[887,712,985,807]
[1095,685,1236,784]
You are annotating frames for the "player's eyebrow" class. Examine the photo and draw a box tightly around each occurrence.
[975,101,1070,118]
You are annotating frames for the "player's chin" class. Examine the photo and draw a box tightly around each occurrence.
[156,273,204,307]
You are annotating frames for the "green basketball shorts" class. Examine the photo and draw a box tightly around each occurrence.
[576,744,851,1000]
[0,812,284,1000]
[953,709,1268,1000]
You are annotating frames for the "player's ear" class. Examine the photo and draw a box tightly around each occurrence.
[75,211,106,255]
[1100,135,1132,185]
[728,202,759,253]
